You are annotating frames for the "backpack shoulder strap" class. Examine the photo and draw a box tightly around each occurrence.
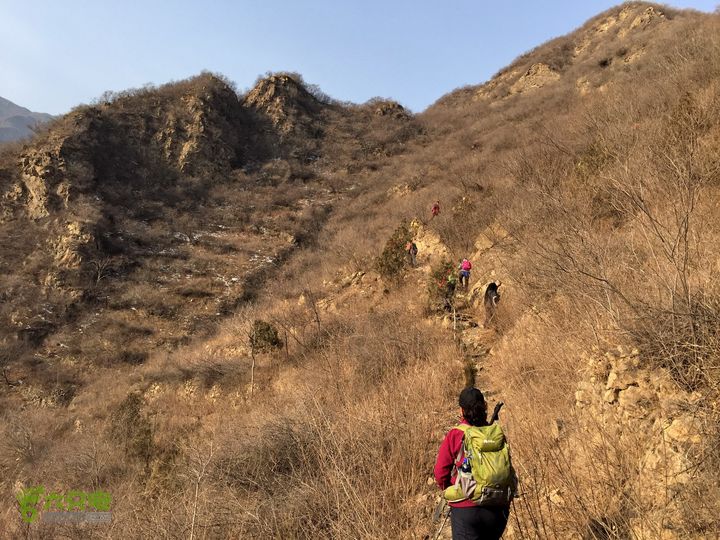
[451,424,470,466]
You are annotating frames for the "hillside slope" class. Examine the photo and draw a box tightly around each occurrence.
[0,71,419,408]
[1,3,719,539]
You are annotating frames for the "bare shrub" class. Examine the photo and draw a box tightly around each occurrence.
[632,293,720,390]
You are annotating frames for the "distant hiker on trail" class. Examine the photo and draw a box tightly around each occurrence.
[434,387,516,540]
[405,241,418,267]
[458,258,472,290]
[431,200,441,220]
[444,270,457,311]
[483,281,502,328]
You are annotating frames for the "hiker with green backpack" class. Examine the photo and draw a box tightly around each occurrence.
[434,387,517,539]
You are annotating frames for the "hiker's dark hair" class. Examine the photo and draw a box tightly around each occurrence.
[459,387,487,426]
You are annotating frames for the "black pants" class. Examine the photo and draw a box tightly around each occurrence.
[484,303,496,327]
[450,506,509,540]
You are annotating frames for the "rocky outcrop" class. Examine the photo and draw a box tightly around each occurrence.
[620,5,666,37]
[576,76,592,96]
[149,78,245,175]
[575,5,667,58]
[10,75,247,221]
[509,63,561,95]
[410,219,450,268]
[473,70,520,101]
[13,110,103,219]
[574,8,628,56]
[243,74,323,138]
[372,100,409,119]
[573,347,709,539]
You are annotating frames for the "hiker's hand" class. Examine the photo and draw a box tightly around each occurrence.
[491,401,504,422]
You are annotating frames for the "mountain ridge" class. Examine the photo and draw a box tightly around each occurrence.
[0,96,53,142]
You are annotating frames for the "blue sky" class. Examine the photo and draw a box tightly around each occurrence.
[1,0,717,114]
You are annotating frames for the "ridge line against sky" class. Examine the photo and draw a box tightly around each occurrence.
[1,0,717,115]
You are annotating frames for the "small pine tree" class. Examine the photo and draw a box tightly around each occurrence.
[375,222,413,281]
[110,393,153,465]
[250,320,282,352]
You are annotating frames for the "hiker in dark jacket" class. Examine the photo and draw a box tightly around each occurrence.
[434,388,511,540]
[406,241,418,267]
[483,281,501,328]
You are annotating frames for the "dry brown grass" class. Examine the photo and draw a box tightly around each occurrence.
[2,296,464,539]
[3,5,720,539]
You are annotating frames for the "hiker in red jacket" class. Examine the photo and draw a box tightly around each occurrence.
[431,200,441,220]
[434,388,511,540]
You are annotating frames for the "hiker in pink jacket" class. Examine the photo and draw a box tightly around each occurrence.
[458,258,472,290]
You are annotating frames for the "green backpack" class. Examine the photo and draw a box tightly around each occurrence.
[443,423,516,506]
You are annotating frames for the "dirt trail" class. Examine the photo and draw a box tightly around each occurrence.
[423,292,505,540]
[241,219,508,539]
[405,227,507,540]
[409,222,502,379]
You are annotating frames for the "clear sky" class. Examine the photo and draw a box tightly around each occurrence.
[1,0,717,115]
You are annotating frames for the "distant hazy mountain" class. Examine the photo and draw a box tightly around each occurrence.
[0,96,53,142]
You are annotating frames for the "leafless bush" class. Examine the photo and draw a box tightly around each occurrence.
[633,293,720,390]
[109,392,153,466]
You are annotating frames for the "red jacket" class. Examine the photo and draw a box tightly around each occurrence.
[434,419,476,508]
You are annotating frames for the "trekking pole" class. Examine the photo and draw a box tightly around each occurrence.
[432,498,446,522]
[433,507,449,540]
[510,497,524,539]
[431,498,448,539]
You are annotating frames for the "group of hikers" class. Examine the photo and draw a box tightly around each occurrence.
[412,200,514,539]
[405,200,503,330]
